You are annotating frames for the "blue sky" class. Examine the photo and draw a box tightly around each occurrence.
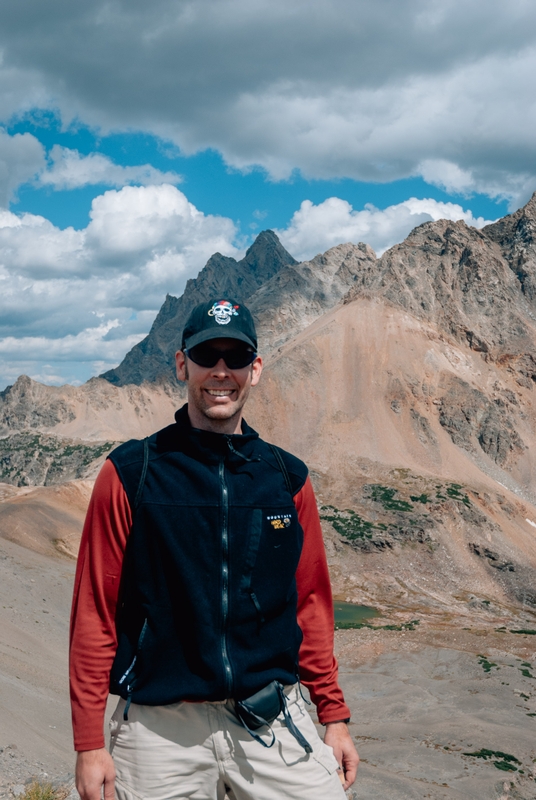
[9,112,506,235]
[0,0,535,389]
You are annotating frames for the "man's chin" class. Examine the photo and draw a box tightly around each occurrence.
[202,403,238,420]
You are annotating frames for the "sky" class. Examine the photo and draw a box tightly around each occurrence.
[0,0,535,389]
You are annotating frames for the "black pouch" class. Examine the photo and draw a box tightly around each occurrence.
[235,681,312,753]
[236,680,283,733]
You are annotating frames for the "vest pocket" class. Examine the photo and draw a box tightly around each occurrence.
[249,590,265,627]
[243,506,302,617]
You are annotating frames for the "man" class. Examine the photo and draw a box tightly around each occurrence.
[70,298,359,800]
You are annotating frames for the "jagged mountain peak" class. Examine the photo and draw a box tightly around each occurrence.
[101,230,297,386]
[244,228,297,268]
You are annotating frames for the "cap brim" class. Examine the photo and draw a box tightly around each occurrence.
[183,329,257,350]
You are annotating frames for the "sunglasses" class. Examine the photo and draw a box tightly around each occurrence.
[185,343,257,369]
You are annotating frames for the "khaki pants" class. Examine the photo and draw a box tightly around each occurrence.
[109,686,346,800]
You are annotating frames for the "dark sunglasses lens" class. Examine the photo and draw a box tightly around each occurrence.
[187,345,256,369]
[224,350,256,369]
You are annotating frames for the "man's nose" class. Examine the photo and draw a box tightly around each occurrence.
[211,358,231,375]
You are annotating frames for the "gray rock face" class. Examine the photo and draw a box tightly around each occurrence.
[0,376,76,432]
[250,241,376,352]
[0,433,116,487]
[438,375,525,467]
[345,192,536,380]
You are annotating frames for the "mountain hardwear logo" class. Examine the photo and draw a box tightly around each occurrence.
[267,514,292,529]
[208,300,239,325]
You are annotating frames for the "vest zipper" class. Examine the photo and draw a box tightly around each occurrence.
[119,618,148,720]
[219,457,233,696]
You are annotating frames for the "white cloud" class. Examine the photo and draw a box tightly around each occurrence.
[39,145,182,190]
[1,0,535,204]
[417,160,475,195]
[276,196,492,261]
[0,128,44,205]
[0,184,241,387]
[86,184,235,263]
[0,320,131,360]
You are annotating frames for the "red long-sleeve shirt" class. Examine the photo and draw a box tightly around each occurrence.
[69,459,350,751]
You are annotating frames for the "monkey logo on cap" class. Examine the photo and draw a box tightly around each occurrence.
[208,300,240,325]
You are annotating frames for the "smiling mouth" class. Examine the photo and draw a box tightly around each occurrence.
[205,389,235,397]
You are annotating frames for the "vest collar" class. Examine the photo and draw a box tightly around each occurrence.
[172,404,260,466]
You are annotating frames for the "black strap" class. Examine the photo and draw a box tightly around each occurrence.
[134,437,149,510]
[269,443,293,496]
[235,709,276,748]
[276,684,312,753]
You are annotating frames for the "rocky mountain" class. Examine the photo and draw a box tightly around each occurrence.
[343,195,536,387]
[248,293,536,617]
[0,377,184,486]
[101,229,377,385]
[1,195,536,624]
[0,374,182,441]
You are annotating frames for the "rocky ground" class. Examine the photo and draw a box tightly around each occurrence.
[0,537,76,797]
[339,625,536,800]
[1,524,535,800]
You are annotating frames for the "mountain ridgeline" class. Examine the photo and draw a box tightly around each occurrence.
[1,195,536,621]
[104,194,536,390]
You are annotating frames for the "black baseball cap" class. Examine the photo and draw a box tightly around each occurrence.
[181,299,258,350]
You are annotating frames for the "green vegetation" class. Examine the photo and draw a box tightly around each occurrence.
[320,506,379,541]
[445,483,471,507]
[462,749,521,772]
[510,629,536,635]
[477,655,499,673]
[366,485,414,512]
[335,619,420,632]
[321,478,474,550]
[410,493,429,503]
[520,668,535,679]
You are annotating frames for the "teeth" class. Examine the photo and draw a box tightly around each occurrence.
[206,389,233,396]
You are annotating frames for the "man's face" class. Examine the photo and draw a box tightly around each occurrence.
[175,338,263,434]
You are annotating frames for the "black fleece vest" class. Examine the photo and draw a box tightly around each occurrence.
[108,405,308,706]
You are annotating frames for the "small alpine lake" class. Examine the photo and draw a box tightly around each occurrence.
[333,602,379,628]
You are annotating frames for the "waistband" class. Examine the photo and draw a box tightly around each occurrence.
[185,682,298,706]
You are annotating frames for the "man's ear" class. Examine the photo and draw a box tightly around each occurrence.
[175,350,188,382]
[250,355,263,387]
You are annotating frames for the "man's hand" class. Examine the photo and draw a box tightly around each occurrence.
[324,721,359,790]
[75,748,116,800]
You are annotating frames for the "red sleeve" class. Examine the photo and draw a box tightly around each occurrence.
[294,477,351,724]
[69,459,131,751]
